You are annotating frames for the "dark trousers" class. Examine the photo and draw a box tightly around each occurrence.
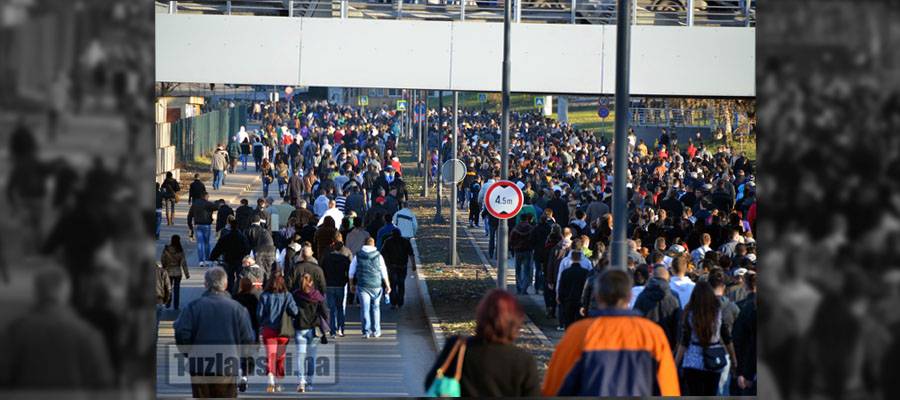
[388,266,407,307]
[561,300,581,328]
[223,262,240,295]
[190,375,237,398]
[682,368,721,396]
[469,202,480,225]
[488,225,498,258]
[168,276,182,309]
[543,284,557,313]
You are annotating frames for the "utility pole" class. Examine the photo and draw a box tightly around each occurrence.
[422,90,429,198]
[610,0,632,270]
[450,91,459,266]
[497,0,512,290]
[434,91,445,223]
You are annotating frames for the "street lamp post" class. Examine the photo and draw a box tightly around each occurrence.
[610,0,632,270]
[434,91,445,223]
[450,91,459,267]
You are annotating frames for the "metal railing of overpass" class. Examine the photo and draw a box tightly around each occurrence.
[157,0,755,27]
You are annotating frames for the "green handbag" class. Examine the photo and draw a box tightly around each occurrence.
[426,337,467,397]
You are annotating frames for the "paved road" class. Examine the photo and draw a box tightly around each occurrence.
[156,168,435,397]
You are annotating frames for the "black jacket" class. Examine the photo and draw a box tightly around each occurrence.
[558,264,590,303]
[425,336,540,397]
[188,179,206,204]
[321,248,352,288]
[633,278,682,349]
[246,224,275,252]
[381,234,413,267]
[531,221,553,265]
[733,293,756,379]
[209,229,251,266]
[289,259,327,294]
[216,204,234,232]
[235,205,254,232]
[187,199,217,229]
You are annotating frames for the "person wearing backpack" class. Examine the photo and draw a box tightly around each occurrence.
[633,265,682,351]
[425,290,539,397]
[291,273,330,393]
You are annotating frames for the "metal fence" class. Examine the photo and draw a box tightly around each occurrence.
[630,106,718,128]
[157,0,755,26]
[171,106,248,163]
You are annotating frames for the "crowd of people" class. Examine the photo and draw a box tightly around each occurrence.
[159,96,757,397]
[419,104,757,396]
[160,99,421,396]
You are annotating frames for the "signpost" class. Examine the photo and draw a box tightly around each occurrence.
[484,180,524,220]
[479,93,487,103]
[442,158,466,267]
[358,95,369,107]
[534,97,544,108]
[598,96,610,119]
[396,99,408,111]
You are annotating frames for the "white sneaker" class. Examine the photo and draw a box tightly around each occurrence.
[373,332,382,338]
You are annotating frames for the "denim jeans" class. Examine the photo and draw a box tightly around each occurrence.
[263,180,270,199]
[514,250,533,293]
[294,329,318,386]
[534,260,545,294]
[488,225,498,259]
[325,286,346,335]
[212,170,224,190]
[358,286,383,336]
[155,209,162,238]
[195,224,212,264]
[168,276,182,309]
[718,353,732,395]
[241,154,248,170]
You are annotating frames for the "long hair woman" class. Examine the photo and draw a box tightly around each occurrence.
[424,289,540,397]
[160,235,190,309]
[291,273,329,392]
[257,272,298,393]
[674,281,737,395]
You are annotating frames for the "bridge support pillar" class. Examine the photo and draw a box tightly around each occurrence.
[542,95,553,116]
[557,96,569,124]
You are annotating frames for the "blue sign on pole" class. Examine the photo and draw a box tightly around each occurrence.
[416,104,426,115]
[479,93,487,103]
[598,106,610,119]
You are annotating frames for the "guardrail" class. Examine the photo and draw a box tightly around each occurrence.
[630,107,718,128]
[157,0,755,26]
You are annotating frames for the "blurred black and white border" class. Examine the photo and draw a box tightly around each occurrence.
[759,1,900,399]
[0,1,155,398]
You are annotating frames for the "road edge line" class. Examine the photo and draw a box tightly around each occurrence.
[411,237,445,351]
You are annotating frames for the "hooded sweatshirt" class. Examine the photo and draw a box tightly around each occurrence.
[633,277,682,349]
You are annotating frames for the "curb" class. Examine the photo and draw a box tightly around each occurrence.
[411,237,446,351]
[462,225,554,349]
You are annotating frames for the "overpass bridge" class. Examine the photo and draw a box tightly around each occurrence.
[155,0,755,97]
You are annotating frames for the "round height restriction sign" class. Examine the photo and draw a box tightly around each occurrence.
[484,180,524,220]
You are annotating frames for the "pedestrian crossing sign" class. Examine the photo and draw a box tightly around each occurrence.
[358,96,369,106]
[397,99,408,111]
[479,93,487,103]
[534,97,544,108]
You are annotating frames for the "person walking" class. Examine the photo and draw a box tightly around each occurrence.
[233,277,260,392]
[543,269,680,396]
[350,237,391,338]
[345,217,371,256]
[546,227,573,326]
[247,214,277,274]
[228,137,240,174]
[209,218,251,294]
[321,240,352,337]
[161,235,190,309]
[392,205,418,239]
[261,159,275,199]
[509,213,536,295]
[156,262,172,332]
[555,245,592,329]
[674,281,738,396]
[530,210,555,295]
[211,145,228,190]
[424,290,540,397]
[291,273,329,393]
[188,173,206,205]
[174,267,255,398]
[314,216,339,261]
[161,171,180,226]
[669,254,696,309]
[288,243,328,301]
[240,137,252,171]
[633,265,683,351]
[257,273,299,393]
[380,228,415,309]
[187,191,217,267]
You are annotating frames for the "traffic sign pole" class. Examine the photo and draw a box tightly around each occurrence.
[434,91,445,224]
[499,0,512,290]
[450,91,459,267]
[611,0,632,271]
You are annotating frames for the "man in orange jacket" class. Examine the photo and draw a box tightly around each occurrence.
[543,269,680,397]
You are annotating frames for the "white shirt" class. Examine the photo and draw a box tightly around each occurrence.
[669,276,696,309]
[313,195,330,217]
[318,207,344,227]
[629,285,645,309]
[348,245,389,283]
[393,208,418,239]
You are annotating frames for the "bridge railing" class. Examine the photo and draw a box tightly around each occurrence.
[157,0,755,26]
[630,106,717,128]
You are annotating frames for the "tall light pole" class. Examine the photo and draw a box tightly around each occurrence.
[434,91,445,223]
[450,91,459,267]
[610,0,632,270]
[497,0,512,290]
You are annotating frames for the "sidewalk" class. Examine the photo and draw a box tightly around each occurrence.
[155,169,436,397]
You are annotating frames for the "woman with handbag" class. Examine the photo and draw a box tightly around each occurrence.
[161,171,180,226]
[257,272,298,393]
[291,273,330,393]
[160,235,190,309]
[424,290,540,397]
[674,281,738,395]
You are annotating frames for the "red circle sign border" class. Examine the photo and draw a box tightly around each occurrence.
[484,180,524,220]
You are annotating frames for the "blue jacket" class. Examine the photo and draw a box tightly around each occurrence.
[173,290,256,375]
[257,291,298,331]
[376,223,396,250]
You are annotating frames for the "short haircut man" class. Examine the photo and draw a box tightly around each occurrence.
[205,267,228,292]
